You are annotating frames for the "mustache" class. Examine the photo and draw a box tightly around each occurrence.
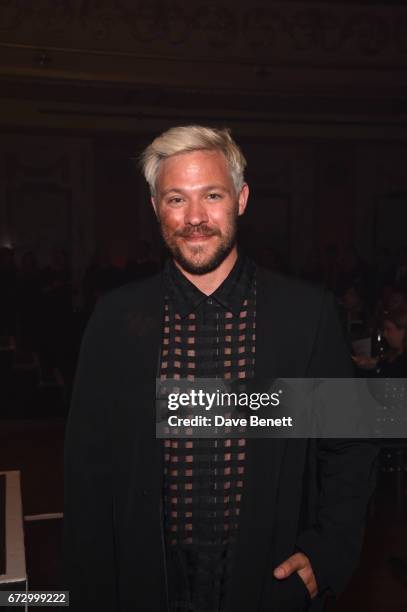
[174,225,220,238]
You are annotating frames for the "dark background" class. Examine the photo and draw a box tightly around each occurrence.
[1,1,407,610]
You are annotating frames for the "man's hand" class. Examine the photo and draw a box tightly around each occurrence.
[273,552,318,599]
[351,355,378,370]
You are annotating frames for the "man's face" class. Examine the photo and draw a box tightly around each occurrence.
[152,149,248,275]
[383,320,405,351]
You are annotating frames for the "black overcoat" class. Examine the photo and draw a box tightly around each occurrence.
[64,266,377,612]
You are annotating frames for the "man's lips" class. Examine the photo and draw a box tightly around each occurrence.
[183,234,213,241]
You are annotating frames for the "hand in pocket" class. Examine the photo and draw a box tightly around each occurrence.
[274,552,318,599]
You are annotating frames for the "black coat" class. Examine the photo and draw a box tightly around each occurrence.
[64,266,378,612]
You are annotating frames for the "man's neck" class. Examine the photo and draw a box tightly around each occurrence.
[174,247,238,295]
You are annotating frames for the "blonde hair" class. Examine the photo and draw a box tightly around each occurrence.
[140,125,247,196]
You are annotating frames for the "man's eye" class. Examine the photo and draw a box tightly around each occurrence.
[207,193,221,200]
[168,197,183,204]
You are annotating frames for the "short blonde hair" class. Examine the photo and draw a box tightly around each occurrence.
[140,125,246,196]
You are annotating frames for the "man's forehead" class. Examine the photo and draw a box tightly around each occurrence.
[156,149,231,188]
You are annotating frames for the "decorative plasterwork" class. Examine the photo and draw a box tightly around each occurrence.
[0,1,406,65]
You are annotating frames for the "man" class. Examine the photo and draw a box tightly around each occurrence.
[64,126,377,612]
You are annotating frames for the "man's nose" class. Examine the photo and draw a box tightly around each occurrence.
[183,198,209,226]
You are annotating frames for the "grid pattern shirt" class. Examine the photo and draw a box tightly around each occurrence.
[160,254,256,612]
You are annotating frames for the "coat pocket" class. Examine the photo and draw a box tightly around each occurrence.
[271,571,310,612]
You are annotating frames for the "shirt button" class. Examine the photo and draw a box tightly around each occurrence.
[207,297,213,305]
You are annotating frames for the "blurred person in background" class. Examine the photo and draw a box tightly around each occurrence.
[352,306,407,377]
[338,284,371,341]
[379,307,407,377]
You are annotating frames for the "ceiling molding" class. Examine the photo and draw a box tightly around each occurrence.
[0,1,406,91]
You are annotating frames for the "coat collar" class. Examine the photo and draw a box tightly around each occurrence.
[163,252,255,318]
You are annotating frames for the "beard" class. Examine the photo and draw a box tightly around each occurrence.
[158,215,238,275]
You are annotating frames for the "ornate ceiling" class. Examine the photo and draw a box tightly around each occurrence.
[1,1,406,61]
[0,1,406,132]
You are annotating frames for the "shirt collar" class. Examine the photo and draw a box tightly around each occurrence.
[164,251,255,318]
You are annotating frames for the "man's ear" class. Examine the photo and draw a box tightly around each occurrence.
[238,183,249,216]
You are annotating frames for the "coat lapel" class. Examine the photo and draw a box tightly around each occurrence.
[115,272,166,525]
[127,273,166,489]
[226,268,289,611]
